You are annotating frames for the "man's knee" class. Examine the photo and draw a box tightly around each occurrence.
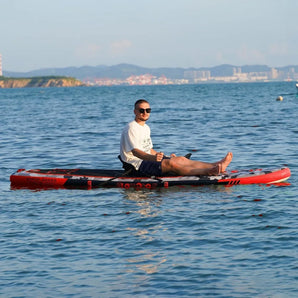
[161,158,175,173]
[171,156,187,165]
[162,156,186,173]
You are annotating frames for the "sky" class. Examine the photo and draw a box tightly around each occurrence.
[1,0,297,72]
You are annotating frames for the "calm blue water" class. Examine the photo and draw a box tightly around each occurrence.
[0,83,297,297]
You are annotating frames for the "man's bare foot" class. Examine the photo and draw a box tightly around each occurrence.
[216,152,232,165]
[220,152,233,172]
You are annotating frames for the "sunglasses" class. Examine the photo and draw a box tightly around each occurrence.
[138,108,151,113]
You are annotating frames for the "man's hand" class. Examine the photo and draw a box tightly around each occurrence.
[156,152,164,162]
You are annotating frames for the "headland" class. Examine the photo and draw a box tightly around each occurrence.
[0,76,85,88]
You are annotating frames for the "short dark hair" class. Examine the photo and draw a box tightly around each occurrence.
[134,99,149,109]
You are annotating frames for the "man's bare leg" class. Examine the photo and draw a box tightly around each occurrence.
[167,163,221,176]
[173,152,233,172]
[161,152,233,176]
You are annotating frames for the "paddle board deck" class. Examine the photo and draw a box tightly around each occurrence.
[10,167,291,190]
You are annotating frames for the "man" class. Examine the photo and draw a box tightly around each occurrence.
[120,99,233,176]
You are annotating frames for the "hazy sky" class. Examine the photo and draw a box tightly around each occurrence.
[1,0,297,72]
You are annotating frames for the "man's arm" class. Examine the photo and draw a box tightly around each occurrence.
[132,148,164,162]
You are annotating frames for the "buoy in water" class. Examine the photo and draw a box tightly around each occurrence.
[276,96,283,101]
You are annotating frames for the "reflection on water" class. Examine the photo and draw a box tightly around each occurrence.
[125,250,167,275]
[123,189,162,217]
[123,190,167,275]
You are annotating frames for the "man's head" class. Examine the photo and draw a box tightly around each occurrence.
[134,99,151,124]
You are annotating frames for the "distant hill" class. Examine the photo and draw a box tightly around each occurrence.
[4,63,298,80]
[4,64,188,80]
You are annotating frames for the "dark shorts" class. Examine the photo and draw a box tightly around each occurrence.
[138,160,162,176]
[138,157,170,177]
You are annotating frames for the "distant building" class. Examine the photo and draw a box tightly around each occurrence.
[233,67,242,75]
[184,70,211,83]
[0,54,2,76]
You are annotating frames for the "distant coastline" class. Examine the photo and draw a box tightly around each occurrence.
[0,76,85,88]
[4,63,298,87]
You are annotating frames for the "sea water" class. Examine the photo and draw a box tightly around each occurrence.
[0,82,297,297]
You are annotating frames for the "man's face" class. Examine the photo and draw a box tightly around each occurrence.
[134,102,151,123]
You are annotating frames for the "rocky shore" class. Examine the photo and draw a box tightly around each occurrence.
[0,76,85,88]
